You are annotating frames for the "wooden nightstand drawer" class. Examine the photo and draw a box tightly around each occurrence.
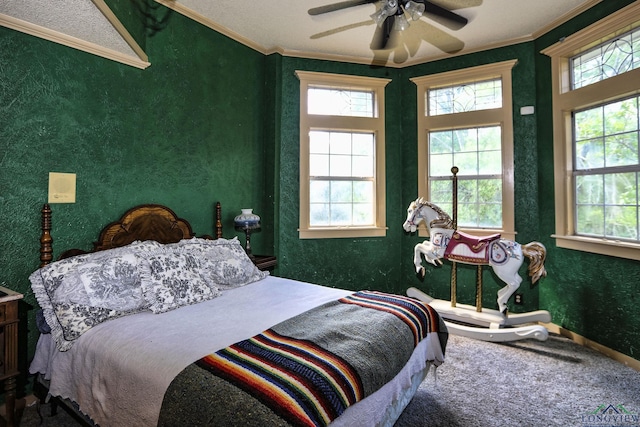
[0,304,6,323]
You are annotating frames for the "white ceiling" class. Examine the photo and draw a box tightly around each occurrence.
[0,0,599,68]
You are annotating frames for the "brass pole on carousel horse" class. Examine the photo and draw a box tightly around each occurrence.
[450,167,458,307]
[476,265,483,312]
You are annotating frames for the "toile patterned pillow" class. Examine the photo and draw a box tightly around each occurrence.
[77,253,147,312]
[29,240,162,351]
[141,249,221,314]
[174,237,268,289]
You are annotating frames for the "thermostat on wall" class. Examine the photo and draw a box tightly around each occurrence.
[520,106,535,115]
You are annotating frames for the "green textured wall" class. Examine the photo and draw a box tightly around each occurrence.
[534,0,639,359]
[0,9,268,388]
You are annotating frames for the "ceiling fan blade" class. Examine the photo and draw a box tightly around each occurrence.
[308,0,377,16]
[422,1,468,30]
[310,20,373,40]
[413,19,464,54]
[370,15,396,50]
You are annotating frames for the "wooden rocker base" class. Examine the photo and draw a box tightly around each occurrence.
[407,287,551,342]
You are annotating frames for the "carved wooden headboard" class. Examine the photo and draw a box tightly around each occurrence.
[39,202,223,267]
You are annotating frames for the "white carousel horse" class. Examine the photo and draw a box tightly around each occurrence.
[403,197,547,313]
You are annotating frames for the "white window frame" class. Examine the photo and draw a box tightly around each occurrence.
[542,2,640,261]
[296,70,391,239]
[411,60,517,240]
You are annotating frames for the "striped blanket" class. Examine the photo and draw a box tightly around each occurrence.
[159,291,446,427]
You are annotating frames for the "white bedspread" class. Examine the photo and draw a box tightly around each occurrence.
[30,276,444,426]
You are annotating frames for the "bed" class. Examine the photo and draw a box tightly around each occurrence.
[29,202,447,427]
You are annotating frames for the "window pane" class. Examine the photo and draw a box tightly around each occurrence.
[575,137,605,169]
[478,203,502,228]
[331,204,352,225]
[458,179,478,204]
[353,202,374,225]
[353,181,373,202]
[308,87,375,117]
[309,131,330,153]
[479,151,502,175]
[576,175,603,205]
[453,152,479,175]
[310,203,330,225]
[479,178,502,202]
[453,128,477,152]
[310,181,330,203]
[605,206,638,239]
[330,132,352,154]
[329,181,351,203]
[352,156,373,177]
[430,131,453,154]
[309,154,329,176]
[577,205,605,236]
[605,133,639,167]
[604,172,637,205]
[604,98,638,134]
[428,78,502,116]
[571,27,640,89]
[430,153,454,176]
[478,126,501,150]
[575,107,604,140]
[352,133,374,156]
[330,155,352,177]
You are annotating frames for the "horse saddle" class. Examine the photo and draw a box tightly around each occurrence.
[444,230,501,263]
[449,230,500,252]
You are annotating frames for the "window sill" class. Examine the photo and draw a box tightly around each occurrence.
[552,234,640,261]
[299,227,387,239]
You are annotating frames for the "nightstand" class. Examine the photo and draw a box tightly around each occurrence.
[251,255,277,271]
[0,286,22,427]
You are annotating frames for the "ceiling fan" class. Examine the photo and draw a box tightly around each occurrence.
[308,0,469,50]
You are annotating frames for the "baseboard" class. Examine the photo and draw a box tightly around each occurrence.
[543,322,640,372]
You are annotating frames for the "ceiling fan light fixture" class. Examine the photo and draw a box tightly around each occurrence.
[404,1,425,20]
[370,0,398,27]
[393,14,410,31]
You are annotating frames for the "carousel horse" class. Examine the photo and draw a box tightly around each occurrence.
[403,197,547,313]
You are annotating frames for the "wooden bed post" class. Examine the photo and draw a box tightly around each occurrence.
[40,203,53,267]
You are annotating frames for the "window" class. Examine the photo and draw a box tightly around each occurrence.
[411,60,517,240]
[543,2,640,260]
[296,71,390,239]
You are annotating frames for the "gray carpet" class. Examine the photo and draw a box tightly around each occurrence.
[16,333,640,426]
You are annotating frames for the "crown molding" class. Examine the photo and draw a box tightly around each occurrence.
[532,0,603,39]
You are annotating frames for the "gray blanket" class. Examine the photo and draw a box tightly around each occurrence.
[159,291,447,427]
